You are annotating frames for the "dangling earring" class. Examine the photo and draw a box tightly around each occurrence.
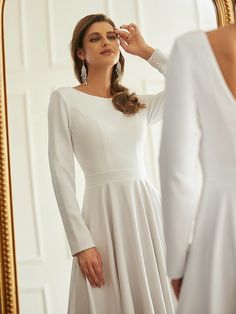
[81,60,87,84]
[116,61,122,76]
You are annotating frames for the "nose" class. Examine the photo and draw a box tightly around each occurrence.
[102,36,110,46]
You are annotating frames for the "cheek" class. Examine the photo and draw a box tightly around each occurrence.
[113,41,120,54]
[114,40,120,48]
[83,48,97,63]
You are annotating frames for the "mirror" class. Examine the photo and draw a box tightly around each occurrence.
[0,0,235,313]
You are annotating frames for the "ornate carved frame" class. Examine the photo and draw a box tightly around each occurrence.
[213,0,235,25]
[0,0,235,313]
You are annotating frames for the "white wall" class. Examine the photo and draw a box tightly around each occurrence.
[4,0,216,313]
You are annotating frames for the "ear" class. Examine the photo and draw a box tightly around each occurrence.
[77,48,85,60]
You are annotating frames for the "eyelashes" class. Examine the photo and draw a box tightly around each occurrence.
[90,34,118,42]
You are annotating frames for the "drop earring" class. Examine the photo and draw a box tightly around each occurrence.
[81,60,87,84]
[116,61,122,76]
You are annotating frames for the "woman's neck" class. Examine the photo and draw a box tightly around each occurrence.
[84,66,113,97]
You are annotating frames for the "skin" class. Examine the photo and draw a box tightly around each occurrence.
[75,20,155,288]
[172,22,236,300]
[207,23,236,100]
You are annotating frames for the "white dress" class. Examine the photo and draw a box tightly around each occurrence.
[160,31,236,314]
[48,49,174,314]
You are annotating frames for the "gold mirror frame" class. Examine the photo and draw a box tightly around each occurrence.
[213,0,235,25]
[0,0,235,313]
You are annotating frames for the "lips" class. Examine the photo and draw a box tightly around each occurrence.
[100,49,114,54]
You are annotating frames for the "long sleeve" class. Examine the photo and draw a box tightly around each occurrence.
[147,48,168,77]
[140,91,165,126]
[139,48,167,125]
[159,38,201,278]
[48,90,95,256]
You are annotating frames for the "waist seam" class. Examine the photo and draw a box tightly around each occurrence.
[85,168,147,188]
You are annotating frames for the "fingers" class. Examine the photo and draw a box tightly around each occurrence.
[80,261,103,288]
[119,37,129,52]
[120,23,138,34]
[96,254,105,285]
[77,248,105,288]
[88,263,102,287]
[97,254,103,269]
[86,260,105,288]
[93,261,105,286]
[114,23,139,40]
[114,29,129,42]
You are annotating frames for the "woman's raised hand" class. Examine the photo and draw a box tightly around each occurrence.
[76,247,105,288]
[114,23,154,59]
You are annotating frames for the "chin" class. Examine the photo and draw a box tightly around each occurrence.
[101,59,119,67]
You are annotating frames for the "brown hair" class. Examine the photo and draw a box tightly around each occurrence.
[70,14,145,115]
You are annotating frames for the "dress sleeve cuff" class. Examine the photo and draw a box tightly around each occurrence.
[147,48,168,77]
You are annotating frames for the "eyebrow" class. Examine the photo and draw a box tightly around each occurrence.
[88,31,116,39]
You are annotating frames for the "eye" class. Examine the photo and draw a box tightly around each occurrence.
[90,37,99,42]
[107,34,117,40]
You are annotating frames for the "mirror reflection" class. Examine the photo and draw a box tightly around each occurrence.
[4,0,216,313]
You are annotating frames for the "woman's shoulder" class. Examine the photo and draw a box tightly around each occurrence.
[50,86,74,99]
[168,31,207,73]
[48,87,76,117]
[49,86,84,109]
[173,30,205,54]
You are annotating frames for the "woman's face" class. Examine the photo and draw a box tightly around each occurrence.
[78,21,120,68]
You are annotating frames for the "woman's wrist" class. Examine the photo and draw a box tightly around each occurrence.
[139,45,155,60]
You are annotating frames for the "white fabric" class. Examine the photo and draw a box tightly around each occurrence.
[48,49,174,314]
[160,31,236,314]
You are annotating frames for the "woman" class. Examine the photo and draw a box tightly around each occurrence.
[48,14,174,314]
[160,16,236,314]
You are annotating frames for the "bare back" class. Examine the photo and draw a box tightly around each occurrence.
[207,24,236,100]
